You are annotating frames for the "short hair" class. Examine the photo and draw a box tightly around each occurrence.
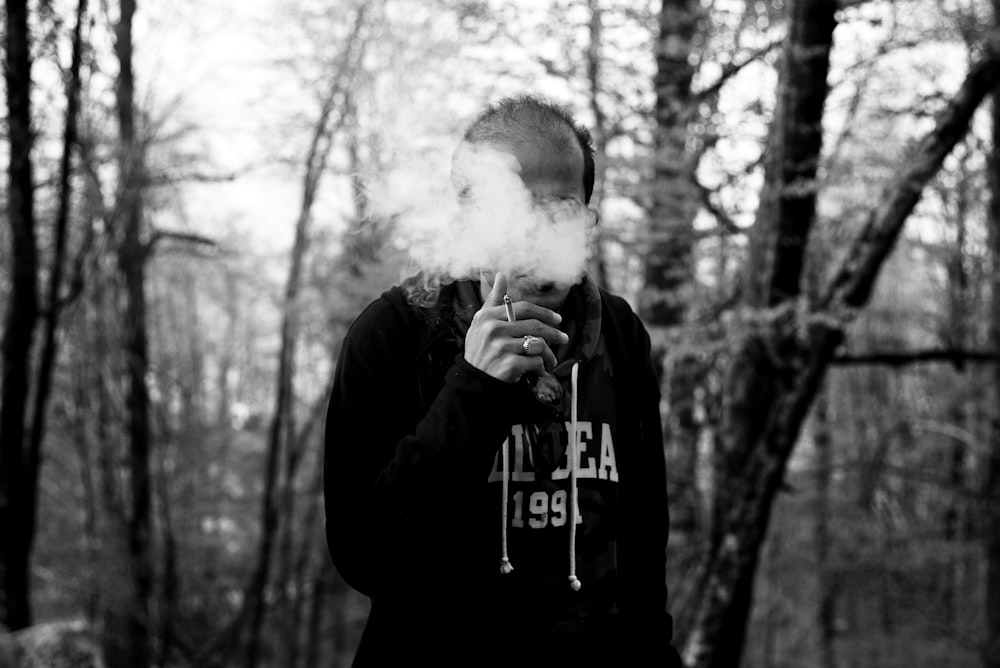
[461,94,596,204]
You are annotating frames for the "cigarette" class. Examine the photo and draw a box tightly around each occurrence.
[503,294,516,322]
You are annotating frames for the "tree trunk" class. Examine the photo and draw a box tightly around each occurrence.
[743,0,837,309]
[275,388,332,665]
[641,0,700,325]
[584,0,608,287]
[156,434,179,667]
[114,0,153,664]
[682,38,1000,668]
[244,199,299,668]
[760,6,836,307]
[284,442,329,668]
[70,373,100,623]
[86,240,131,666]
[689,5,837,662]
[642,2,706,608]
[667,354,704,543]
[759,523,782,668]
[982,60,1000,668]
[342,97,378,277]
[813,388,838,668]
[244,17,367,659]
[0,0,38,632]
[303,562,332,668]
[21,0,89,630]
[70,263,117,626]
[942,157,969,632]
[245,126,321,668]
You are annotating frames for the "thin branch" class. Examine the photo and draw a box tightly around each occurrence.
[691,38,783,105]
[57,209,96,311]
[536,55,573,79]
[75,132,117,229]
[595,224,743,246]
[145,169,246,187]
[820,40,1000,311]
[832,348,1000,367]
[691,174,744,234]
[146,229,219,255]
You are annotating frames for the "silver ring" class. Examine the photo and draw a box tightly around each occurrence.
[522,335,540,355]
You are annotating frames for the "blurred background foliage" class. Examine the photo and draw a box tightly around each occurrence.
[2,0,1000,666]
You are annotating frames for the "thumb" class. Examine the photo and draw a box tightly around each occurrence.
[483,271,507,307]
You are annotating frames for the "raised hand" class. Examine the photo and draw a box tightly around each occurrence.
[464,272,568,383]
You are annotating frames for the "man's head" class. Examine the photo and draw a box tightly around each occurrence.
[456,94,595,204]
[452,95,596,310]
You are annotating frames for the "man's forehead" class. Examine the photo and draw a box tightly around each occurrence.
[454,137,583,185]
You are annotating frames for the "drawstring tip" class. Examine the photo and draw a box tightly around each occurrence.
[500,557,514,575]
[568,575,581,591]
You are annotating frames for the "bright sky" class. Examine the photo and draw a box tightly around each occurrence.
[127,0,976,289]
[132,0,303,257]
[122,0,592,306]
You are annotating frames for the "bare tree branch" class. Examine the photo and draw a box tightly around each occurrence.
[821,40,1000,311]
[145,169,246,187]
[691,174,744,234]
[832,348,1000,366]
[691,38,783,105]
[147,229,219,256]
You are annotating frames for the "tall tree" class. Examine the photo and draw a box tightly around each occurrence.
[642,0,701,325]
[20,0,90,630]
[583,0,608,286]
[745,2,835,309]
[813,388,837,668]
[983,20,1000,667]
[682,6,1000,668]
[687,0,837,663]
[113,0,154,663]
[244,6,370,666]
[643,0,706,589]
[0,0,38,632]
[939,152,971,632]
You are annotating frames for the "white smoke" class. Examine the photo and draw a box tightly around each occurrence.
[367,143,594,287]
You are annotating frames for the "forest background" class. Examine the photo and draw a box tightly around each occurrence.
[2,0,1000,667]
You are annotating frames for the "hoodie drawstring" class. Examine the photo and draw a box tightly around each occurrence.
[499,361,582,592]
[500,432,514,574]
[568,361,582,591]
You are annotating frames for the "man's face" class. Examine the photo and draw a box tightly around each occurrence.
[474,138,588,312]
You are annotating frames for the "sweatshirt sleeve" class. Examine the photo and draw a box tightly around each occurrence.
[616,310,685,668]
[323,297,519,596]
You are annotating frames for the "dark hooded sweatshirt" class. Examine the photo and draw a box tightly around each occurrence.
[324,279,683,667]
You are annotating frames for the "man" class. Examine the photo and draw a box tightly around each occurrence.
[324,94,683,667]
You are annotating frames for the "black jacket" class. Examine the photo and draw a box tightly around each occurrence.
[324,283,683,667]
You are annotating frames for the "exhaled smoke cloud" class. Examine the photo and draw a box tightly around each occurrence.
[368,143,593,287]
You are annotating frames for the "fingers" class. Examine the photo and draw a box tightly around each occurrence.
[506,320,569,347]
[521,335,545,357]
[536,340,558,370]
[482,271,507,308]
[510,354,545,379]
[476,298,562,328]
[509,335,558,371]
[510,301,562,327]
[465,283,567,382]
[490,350,546,383]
